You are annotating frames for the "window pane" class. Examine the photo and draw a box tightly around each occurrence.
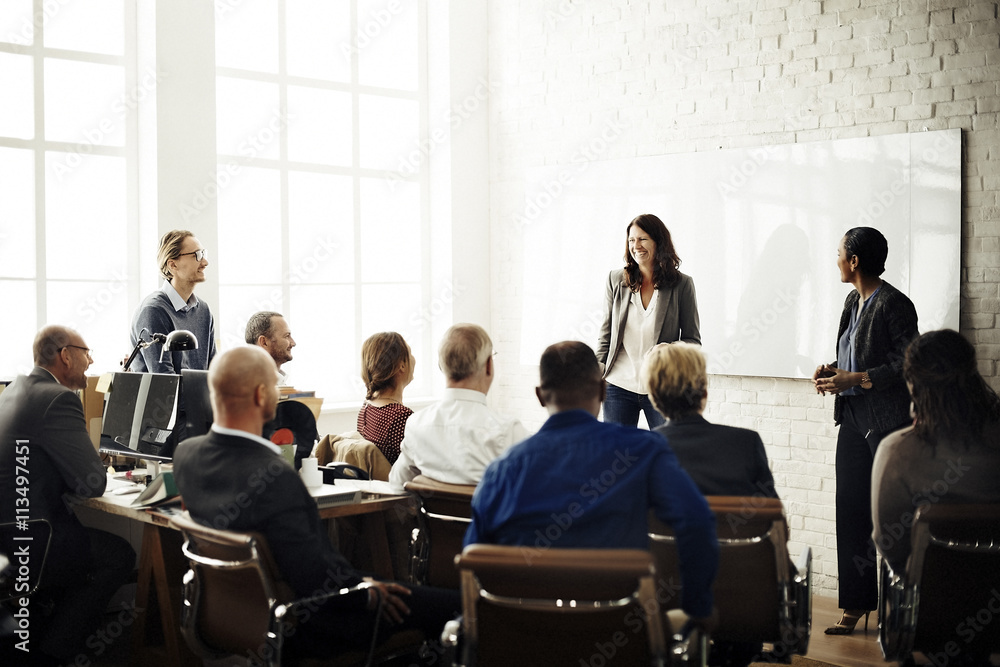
[359,94,419,171]
[0,280,36,377]
[218,285,282,351]
[288,171,354,284]
[357,0,418,91]
[360,178,419,282]
[0,147,35,278]
[44,0,123,56]
[287,86,352,166]
[215,0,278,73]
[286,0,351,82]
[217,166,282,285]
[0,52,33,139]
[0,0,34,46]
[45,152,127,282]
[216,76,281,160]
[360,282,428,396]
[46,279,129,375]
[44,58,126,146]
[289,284,355,402]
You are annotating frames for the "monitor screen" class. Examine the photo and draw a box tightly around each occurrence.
[180,369,213,439]
[99,372,179,463]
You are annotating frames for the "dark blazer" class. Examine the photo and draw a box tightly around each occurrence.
[831,281,918,437]
[0,367,108,584]
[173,430,364,600]
[597,269,701,377]
[654,414,779,499]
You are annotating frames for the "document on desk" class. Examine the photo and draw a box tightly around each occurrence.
[308,484,363,508]
[329,479,396,497]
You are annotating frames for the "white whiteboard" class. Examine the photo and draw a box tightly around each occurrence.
[519,129,961,377]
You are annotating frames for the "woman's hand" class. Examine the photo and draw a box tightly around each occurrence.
[813,365,862,395]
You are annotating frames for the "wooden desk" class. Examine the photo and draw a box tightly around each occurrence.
[79,485,413,667]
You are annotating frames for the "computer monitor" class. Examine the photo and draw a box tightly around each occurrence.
[99,372,180,463]
[180,369,213,439]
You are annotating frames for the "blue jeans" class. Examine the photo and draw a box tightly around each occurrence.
[603,383,665,429]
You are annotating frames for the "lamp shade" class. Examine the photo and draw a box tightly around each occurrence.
[164,329,199,352]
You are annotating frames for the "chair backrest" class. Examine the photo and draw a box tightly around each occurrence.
[170,513,293,663]
[880,503,1000,662]
[456,544,667,666]
[403,475,475,588]
[0,519,52,602]
[648,496,810,656]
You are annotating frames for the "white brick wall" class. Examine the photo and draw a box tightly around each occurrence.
[487,0,1000,599]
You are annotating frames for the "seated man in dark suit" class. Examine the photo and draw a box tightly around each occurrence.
[465,341,718,630]
[645,342,779,500]
[173,346,458,659]
[0,325,135,665]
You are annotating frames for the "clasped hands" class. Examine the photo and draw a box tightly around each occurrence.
[812,364,862,395]
[364,577,412,625]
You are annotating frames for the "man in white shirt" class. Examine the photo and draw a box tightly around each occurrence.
[388,324,529,493]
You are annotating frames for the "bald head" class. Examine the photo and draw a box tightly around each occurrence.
[208,346,280,432]
[33,325,91,390]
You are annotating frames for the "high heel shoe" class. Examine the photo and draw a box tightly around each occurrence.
[824,609,871,635]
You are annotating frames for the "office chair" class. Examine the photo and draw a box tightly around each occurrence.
[879,503,1000,666]
[447,544,673,666]
[403,475,475,589]
[170,513,423,667]
[0,519,53,603]
[648,496,811,663]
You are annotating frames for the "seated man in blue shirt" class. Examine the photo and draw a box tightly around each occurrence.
[465,340,718,628]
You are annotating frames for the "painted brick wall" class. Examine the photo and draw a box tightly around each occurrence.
[486,0,1000,599]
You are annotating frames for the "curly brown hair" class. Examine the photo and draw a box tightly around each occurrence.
[904,329,1000,446]
[622,214,681,292]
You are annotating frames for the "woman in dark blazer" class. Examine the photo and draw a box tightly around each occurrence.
[596,213,701,428]
[812,227,918,636]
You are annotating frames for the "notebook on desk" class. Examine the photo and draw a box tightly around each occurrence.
[308,484,362,508]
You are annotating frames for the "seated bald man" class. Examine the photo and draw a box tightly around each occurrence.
[172,346,458,660]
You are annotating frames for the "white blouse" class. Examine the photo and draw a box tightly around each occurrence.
[605,288,659,394]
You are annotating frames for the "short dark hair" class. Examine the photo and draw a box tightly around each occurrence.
[539,341,602,401]
[843,227,888,277]
[904,329,1000,445]
[245,311,282,344]
[623,214,681,291]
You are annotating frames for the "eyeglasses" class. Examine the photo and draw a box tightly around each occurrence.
[178,248,208,262]
[61,345,93,358]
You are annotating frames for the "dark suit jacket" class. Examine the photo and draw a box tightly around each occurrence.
[597,269,701,377]
[0,367,108,584]
[654,414,779,499]
[831,281,918,437]
[173,430,364,600]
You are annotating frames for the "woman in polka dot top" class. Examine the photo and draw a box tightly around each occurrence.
[357,331,415,464]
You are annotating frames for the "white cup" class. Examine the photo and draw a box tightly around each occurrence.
[299,457,323,489]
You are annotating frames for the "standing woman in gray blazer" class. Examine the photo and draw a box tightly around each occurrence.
[597,213,701,428]
[812,226,918,636]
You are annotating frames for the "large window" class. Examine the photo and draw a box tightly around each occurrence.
[0,0,138,377]
[213,0,435,406]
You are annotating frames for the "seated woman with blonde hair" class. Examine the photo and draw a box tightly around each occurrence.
[643,342,778,499]
[357,332,415,465]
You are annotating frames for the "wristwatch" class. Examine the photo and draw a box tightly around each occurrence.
[860,371,872,390]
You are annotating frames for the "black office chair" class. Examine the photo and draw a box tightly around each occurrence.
[879,503,1000,666]
[263,400,318,470]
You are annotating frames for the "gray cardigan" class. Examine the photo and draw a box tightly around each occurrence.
[831,280,918,437]
[597,269,701,378]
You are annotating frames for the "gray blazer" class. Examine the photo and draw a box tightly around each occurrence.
[597,269,701,378]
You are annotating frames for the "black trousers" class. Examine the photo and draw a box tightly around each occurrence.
[834,395,886,611]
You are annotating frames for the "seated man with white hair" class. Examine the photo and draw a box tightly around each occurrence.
[388,324,529,493]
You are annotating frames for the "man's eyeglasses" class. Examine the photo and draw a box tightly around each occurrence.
[178,248,208,262]
[61,345,93,358]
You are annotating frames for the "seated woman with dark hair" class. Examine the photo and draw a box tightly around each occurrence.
[357,332,415,465]
[872,329,1000,574]
[644,342,778,499]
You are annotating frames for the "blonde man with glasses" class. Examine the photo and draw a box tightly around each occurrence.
[128,229,217,373]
